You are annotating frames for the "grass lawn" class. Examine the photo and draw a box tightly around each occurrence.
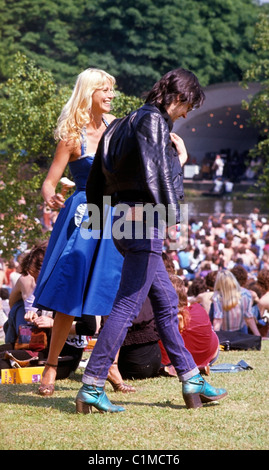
[0,340,268,451]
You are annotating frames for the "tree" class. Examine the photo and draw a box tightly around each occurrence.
[0,0,262,95]
[0,53,142,258]
[0,0,82,83]
[0,53,71,258]
[242,13,269,200]
[79,0,261,94]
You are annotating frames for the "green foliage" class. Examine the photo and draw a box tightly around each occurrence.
[113,90,143,117]
[0,53,143,258]
[0,53,71,258]
[81,0,260,94]
[0,0,81,83]
[0,0,263,95]
[242,13,269,201]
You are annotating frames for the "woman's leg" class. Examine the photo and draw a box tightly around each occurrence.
[107,349,136,392]
[39,312,74,394]
[101,316,136,392]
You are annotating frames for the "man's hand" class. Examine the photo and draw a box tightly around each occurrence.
[170,133,188,167]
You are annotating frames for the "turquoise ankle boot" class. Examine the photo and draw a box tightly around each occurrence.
[182,374,227,409]
[76,384,125,414]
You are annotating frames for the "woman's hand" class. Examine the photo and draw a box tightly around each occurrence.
[170,133,188,167]
[33,315,54,329]
[24,311,38,323]
[46,192,66,209]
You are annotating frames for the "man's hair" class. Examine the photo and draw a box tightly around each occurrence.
[257,268,269,294]
[205,270,217,290]
[231,265,248,287]
[145,68,205,109]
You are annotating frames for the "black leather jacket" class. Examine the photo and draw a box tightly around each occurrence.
[86,104,184,223]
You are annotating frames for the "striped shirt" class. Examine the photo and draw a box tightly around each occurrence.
[212,287,253,331]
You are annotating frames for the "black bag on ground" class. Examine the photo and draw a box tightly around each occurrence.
[216,330,261,351]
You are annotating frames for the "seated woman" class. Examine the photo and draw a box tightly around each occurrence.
[1,242,96,385]
[160,274,220,375]
[4,241,48,345]
[212,270,261,336]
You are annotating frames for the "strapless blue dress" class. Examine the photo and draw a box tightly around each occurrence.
[33,153,123,318]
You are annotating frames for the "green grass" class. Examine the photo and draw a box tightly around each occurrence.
[0,341,268,451]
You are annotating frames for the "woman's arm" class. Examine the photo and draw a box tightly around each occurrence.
[9,275,34,308]
[9,280,22,308]
[212,295,223,331]
[244,317,261,336]
[42,140,73,209]
[257,292,269,316]
[213,318,222,331]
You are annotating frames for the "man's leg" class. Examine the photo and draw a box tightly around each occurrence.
[82,233,163,387]
[148,261,199,381]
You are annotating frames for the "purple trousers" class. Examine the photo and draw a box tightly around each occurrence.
[83,211,199,387]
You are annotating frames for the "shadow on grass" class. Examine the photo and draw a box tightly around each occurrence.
[0,382,221,414]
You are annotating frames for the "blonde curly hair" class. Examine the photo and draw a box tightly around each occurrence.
[54,68,115,145]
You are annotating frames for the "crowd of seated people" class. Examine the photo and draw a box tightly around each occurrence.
[163,210,269,341]
[1,207,268,385]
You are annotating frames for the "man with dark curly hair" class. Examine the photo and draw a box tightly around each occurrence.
[76,68,228,413]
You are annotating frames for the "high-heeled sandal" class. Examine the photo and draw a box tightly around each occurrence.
[107,361,136,393]
[159,363,177,377]
[38,362,57,397]
[107,378,136,393]
[198,365,210,376]
[76,384,125,414]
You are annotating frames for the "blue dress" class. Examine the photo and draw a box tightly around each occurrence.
[33,125,123,318]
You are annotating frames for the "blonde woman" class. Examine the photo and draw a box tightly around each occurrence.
[33,68,124,396]
[212,270,261,335]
